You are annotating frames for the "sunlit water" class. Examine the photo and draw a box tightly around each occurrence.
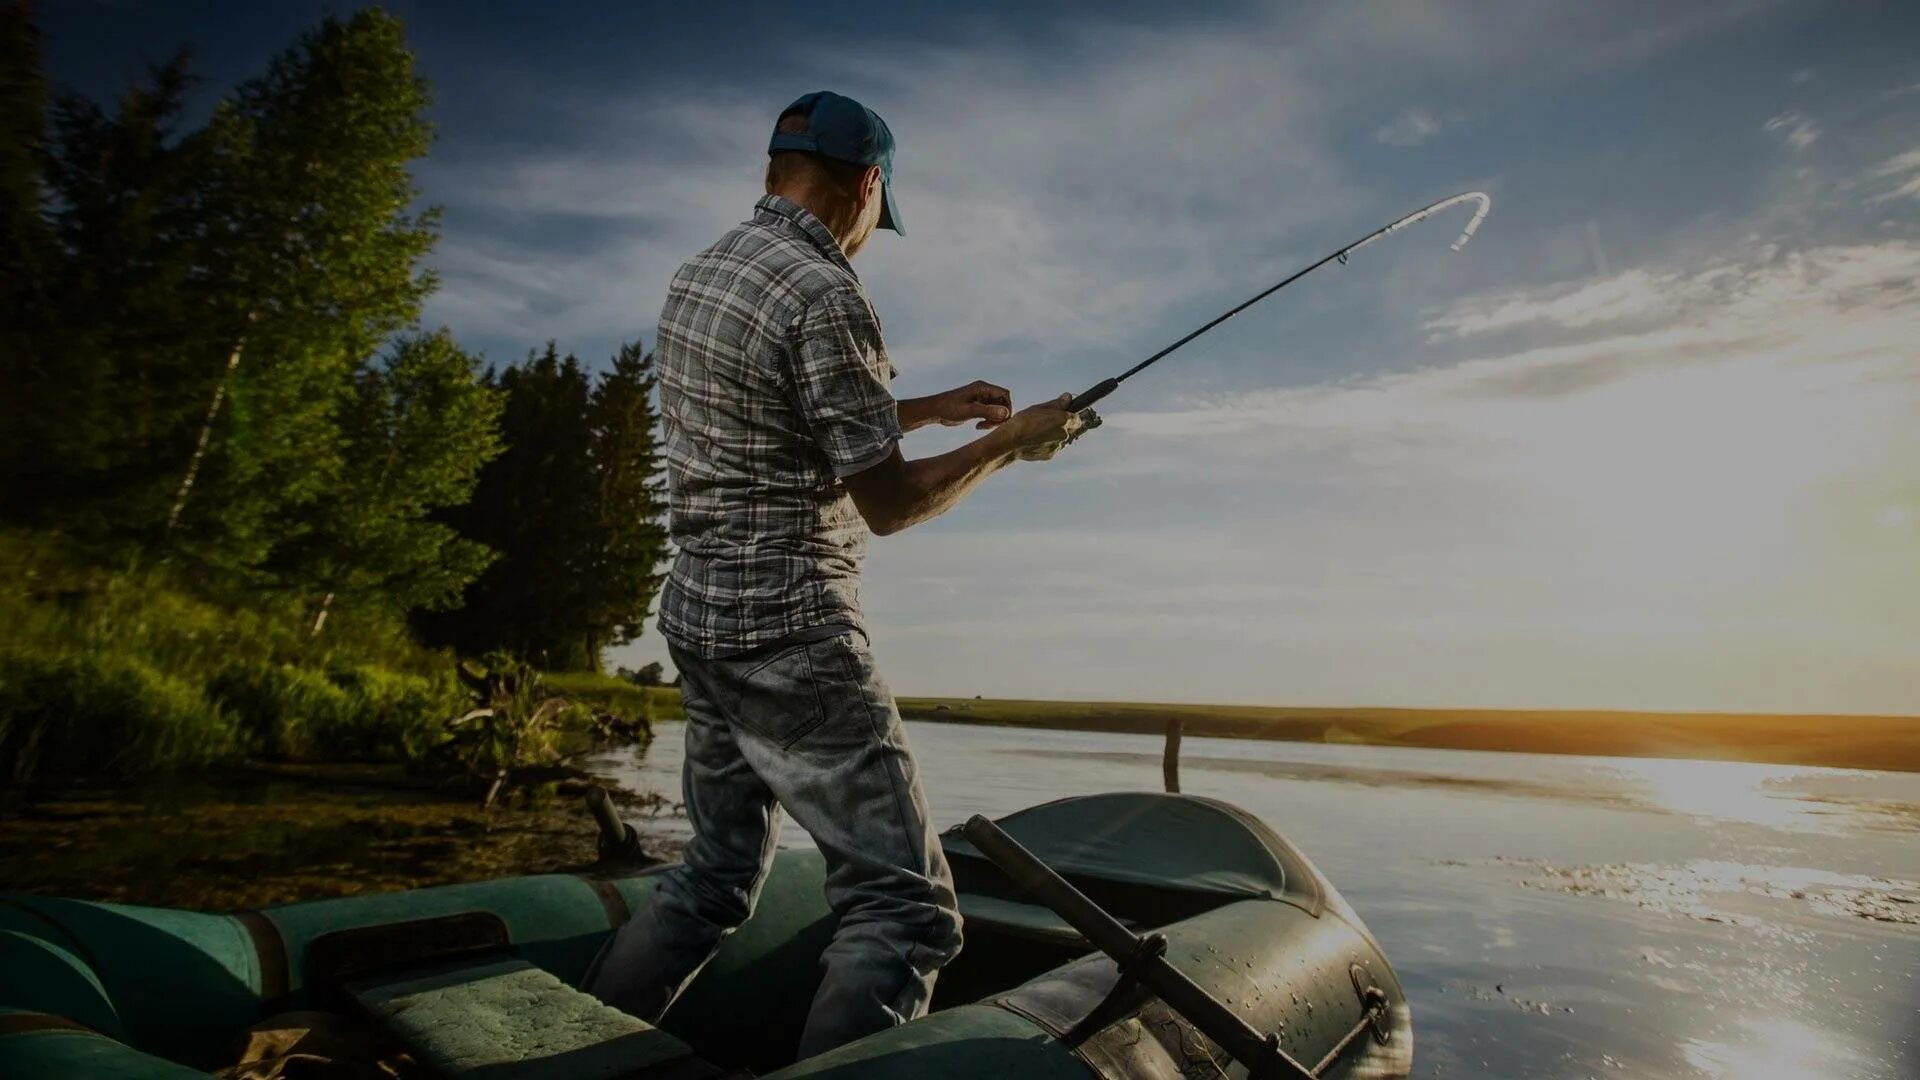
[589,723,1920,1078]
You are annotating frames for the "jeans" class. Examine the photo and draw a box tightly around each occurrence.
[581,628,963,1059]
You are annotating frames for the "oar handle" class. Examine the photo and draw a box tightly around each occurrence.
[960,815,1314,1079]
[586,786,641,861]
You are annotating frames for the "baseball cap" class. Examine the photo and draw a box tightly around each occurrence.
[768,91,902,235]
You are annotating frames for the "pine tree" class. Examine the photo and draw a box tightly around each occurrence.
[581,344,669,666]
[419,342,669,671]
[418,345,598,666]
[0,0,54,508]
[15,51,216,538]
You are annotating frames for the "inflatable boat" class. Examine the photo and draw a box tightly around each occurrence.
[0,792,1411,1077]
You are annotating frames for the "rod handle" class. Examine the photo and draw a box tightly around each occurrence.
[1068,377,1120,414]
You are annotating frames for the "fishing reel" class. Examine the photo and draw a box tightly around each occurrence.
[1066,407,1102,446]
[1059,376,1116,448]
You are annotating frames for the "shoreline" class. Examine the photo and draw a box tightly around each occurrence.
[892,697,1920,774]
[0,760,685,910]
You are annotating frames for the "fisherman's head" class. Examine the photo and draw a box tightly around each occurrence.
[765,91,902,258]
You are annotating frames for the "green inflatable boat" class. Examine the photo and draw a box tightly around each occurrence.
[0,792,1411,1078]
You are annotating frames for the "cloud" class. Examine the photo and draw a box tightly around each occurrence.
[1870,147,1920,202]
[1422,237,1920,345]
[422,1,1797,374]
[879,234,1920,709]
[1373,106,1465,147]
[420,29,1361,374]
[1764,110,1822,150]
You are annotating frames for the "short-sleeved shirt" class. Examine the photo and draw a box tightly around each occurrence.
[654,195,902,658]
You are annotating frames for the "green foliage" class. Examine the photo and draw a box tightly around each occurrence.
[208,660,355,760]
[11,51,219,542]
[582,344,669,656]
[0,531,463,785]
[0,5,673,790]
[0,648,237,786]
[434,655,582,807]
[418,342,667,671]
[174,10,441,575]
[3,7,451,591]
[207,660,463,762]
[327,664,465,762]
[544,670,673,726]
[0,1,54,508]
[276,329,504,617]
[622,661,666,687]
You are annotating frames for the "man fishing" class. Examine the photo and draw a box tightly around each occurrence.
[582,91,1082,1056]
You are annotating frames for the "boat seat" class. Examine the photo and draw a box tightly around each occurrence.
[956,893,1134,947]
[344,956,720,1079]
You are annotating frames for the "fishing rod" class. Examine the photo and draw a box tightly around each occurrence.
[1064,191,1492,433]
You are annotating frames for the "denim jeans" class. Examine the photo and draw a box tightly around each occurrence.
[581,628,963,1059]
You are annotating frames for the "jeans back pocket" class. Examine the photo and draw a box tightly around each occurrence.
[724,639,832,750]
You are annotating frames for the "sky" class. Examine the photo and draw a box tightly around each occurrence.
[48,1,1920,713]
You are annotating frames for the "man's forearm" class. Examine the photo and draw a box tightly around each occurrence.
[861,428,1021,535]
[895,395,943,433]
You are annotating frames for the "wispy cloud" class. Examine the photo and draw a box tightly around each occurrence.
[1764,110,1822,150]
[1374,106,1465,147]
[888,232,1920,709]
[1870,147,1920,202]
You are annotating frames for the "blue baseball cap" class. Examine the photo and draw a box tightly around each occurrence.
[769,91,902,235]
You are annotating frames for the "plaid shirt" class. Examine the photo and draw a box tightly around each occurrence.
[655,195,901,658]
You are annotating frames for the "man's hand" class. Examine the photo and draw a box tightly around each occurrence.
[898,380,1013,432]
[844,391,1085,537]
[1004,394,1083,461]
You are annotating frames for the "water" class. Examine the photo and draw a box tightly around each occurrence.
[590,722,1920,1078]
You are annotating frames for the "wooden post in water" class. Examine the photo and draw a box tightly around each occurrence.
[1162,717,1183,794]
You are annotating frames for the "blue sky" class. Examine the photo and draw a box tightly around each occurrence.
[50,1,1920,712]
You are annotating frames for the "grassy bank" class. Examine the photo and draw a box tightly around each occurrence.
[0,763,675,909]
[889,697,1920,773]
[0,533,475,786]
[544,672,686,723]
[0,533,663,795]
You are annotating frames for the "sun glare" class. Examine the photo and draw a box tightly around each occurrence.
[1611,757,1828,832]
[1681,1016,1866,1079]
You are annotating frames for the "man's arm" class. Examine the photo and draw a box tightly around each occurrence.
[844,397,1080,536]
[896,380,1013,433]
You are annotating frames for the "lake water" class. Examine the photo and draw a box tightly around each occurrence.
[590,721,1920,1079]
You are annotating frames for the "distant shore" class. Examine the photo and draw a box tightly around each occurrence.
[890,697,1920,774]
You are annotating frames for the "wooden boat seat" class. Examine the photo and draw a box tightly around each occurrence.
[344,956,720,1079]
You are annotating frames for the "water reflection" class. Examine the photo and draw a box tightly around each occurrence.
[1682,1016,1866,1078]
[1604,757,1830,832]
[592,723,1920,1078]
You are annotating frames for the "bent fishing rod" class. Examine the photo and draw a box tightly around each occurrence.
[1065,191,1492,432]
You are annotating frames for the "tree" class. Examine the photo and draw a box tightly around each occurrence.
[581,343,669,662]
[633,662,664,687]
[0,0,54,508]
[417,344,598,666]
[10,50,216,539]
[418,341,668,671]
[6,9,441,581]
[173,9,439,577]
[277,329,503,633]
